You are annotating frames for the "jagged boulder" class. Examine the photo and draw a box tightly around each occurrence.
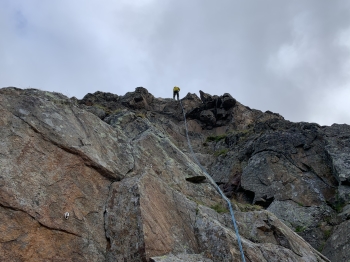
[185,91,236,129]
[78,91,120,118]
[181,93,203,111]
[200,110,216,127]
[198,91,236,111]
[222,93,236,110]
[121,86,155,110]
[79,90,119,105]
[199,90,213,104]
[78,87,155,118]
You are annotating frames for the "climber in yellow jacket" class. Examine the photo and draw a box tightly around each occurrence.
[173,86,180,101]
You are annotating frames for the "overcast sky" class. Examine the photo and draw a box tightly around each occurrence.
[1,1,350,126]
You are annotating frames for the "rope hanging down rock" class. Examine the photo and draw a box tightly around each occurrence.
[180,100,246,262]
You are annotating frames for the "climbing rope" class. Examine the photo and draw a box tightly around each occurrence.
[180,100,246,262]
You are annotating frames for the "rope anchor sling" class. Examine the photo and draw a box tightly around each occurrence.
[180,100,246,262]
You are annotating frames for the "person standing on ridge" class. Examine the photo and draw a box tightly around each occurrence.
[173,86,180,101]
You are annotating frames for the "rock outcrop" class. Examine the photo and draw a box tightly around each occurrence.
[322,219,350,262]
[1,86,348,261]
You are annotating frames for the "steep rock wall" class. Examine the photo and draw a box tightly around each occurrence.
[0,87,344,261]
[77,87,350,261]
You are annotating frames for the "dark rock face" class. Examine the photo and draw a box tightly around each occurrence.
[322,220,350,262]
[208,119,347,252]
[240,123,337,208]
[185,90,236,129]
[222,93,236,110]
[267,201,334,250]
[199,90,212,103]
[121,86,154,110]
[338,185,350,203]
[78,91,121,119]
[1,86,349,261]
[200,110,216,126]
[324,124,350,185]
[80,90,119,105]
[76,87,349,260]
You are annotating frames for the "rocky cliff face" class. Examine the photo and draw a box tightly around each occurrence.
[0,86,348,261]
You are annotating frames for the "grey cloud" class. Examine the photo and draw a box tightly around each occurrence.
[146,1,350,124]
[0,0,350,125]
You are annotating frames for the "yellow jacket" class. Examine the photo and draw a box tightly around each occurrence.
[173,86,180,92]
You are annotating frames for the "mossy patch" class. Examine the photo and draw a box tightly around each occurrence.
[236,202,263,212]
[317,242,326,252]
[331,190,347,213]
[323,229,332,239]
[295,225,307,233]
[93,104,107,110]
[109,109,123,115]
[334,200,346,213]
[214,148,229,157]
[136,113,146,118]
[210,203,229,214]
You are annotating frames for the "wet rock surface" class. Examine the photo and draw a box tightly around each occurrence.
[1,86,348,261]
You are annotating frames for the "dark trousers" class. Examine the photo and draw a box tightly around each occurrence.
[173,91,179,100]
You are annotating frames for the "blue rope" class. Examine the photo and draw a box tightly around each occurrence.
[180,100,246,262]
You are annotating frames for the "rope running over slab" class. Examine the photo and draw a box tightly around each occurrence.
[180,100,246,262]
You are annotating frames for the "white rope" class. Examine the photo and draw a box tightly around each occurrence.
[180,100,246,262]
